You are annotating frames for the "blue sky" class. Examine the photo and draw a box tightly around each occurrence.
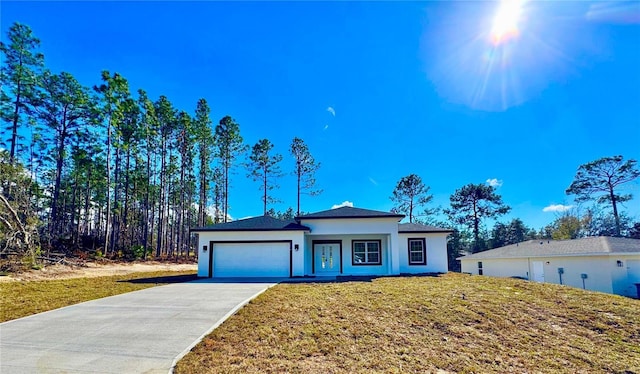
[2,1,639,230]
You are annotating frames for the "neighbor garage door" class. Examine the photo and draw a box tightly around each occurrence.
[212,242,290,277]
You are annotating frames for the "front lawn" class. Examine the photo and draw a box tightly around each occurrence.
[0,271,196,322]
[176,273,640,373]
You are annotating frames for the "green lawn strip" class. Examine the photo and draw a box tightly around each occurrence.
[0,271,196,322]
[176,273,640,374]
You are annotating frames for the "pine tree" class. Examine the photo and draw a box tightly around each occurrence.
[248,139,283,215]
[390,174,434,223]
[214,116,245,222]
[193,99,213,227]
[0,22,45,163]
[290,137,321,216]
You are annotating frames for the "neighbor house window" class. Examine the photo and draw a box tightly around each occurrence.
[352,240,382,265]
[408,238,426,265]
[478,261,483,275]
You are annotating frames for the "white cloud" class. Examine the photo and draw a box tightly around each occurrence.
[327,106,335,116]
[368,177,378,186]
[331,201,354,209]
[206,205,233,222]
[542,204,574,213]
[486,178,503,187]
[323,124,329,131]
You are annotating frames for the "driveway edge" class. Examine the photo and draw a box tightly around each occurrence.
[168,283,278,373]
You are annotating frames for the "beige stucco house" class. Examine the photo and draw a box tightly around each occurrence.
[458,236,640,298]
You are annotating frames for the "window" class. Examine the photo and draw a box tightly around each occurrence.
[407,238,426,265]
[478,261,483,275]
[352,240,382,265]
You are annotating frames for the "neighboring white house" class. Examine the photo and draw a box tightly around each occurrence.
[458,237,640,298]
[191,206,452,278]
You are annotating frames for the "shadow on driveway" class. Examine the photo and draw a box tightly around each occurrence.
[120,272,447,285]
[119,274,199,284]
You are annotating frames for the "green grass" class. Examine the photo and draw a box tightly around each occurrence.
[176,273,640,373]
[0,271,196,322]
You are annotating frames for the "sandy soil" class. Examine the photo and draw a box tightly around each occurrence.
[0,262,197,282]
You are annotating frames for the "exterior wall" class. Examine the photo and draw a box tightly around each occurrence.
[612,255,640,298]
[299,217,401,276]
[299,217,400,236]
[194,230,306,277]
[461,257,529,278]
[304,234,391,276]
[461,254,640,297]
[398,233,449,273]
[538,255,613,294]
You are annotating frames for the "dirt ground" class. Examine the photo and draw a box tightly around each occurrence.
[0,262,197,282]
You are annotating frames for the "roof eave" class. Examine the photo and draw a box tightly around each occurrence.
[398,230,453,234]
[458,251,640,260]
[296,215,405,220]
[189,227,310,233]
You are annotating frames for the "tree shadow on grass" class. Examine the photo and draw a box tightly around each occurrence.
[119,274,199,284]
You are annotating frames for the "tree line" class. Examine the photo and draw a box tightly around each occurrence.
[1,23,638,271]
[389,155,640,271]
[0,23,321,264]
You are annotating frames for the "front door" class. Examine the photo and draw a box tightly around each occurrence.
[314,242,341,275]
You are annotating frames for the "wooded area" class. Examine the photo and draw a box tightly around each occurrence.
[0,23,323,266]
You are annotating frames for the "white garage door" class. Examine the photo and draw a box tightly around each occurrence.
[213,242,290,277]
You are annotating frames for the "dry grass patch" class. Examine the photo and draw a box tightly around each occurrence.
[0,270,196,322]
[176,273,640,374]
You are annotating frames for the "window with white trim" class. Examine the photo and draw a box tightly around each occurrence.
[408,238,426,265]
[352,240,382,265]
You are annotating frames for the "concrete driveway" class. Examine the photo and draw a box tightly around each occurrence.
[0,279,278,373]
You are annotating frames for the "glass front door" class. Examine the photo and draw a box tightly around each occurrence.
[314,243,340,274]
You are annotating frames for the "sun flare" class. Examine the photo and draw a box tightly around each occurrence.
[491,0,524,45]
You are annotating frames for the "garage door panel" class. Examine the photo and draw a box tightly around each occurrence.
[213,243,290,277]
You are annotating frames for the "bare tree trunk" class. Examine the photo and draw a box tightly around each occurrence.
[156,135,166,257]
[143,140,151,256]
[70,170,79,244]
[123,147,131,249]
[105,117,112,255]
[9,81,21,163]
[609,185,620,236]
[50,113,68,238]
[224,156,229,223]
[111,146,121,254]
[83,167,92,239]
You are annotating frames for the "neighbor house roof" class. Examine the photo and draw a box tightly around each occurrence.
[296,206,405,220]
[190,215,310,232]
[457,236,640,260]
[398,223,453,233]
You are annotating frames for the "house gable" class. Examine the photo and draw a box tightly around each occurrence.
[296,206,404,220]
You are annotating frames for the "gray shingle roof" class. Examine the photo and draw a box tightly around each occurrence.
[296,206,404,220]
[458,236,640,260]
[398,223,453,233]
[190,215,310,232]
